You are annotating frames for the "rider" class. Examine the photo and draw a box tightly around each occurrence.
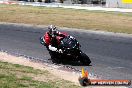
[43,25,66,53]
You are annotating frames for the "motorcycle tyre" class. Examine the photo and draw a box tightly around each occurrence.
[80,52,91,65]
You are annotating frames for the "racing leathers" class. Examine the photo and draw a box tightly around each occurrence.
[43,31,66,53]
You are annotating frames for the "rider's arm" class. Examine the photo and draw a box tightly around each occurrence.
[57,32,67,38]
[49,45,62,53]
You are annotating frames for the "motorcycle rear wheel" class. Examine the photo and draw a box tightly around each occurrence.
[49,51,62,64]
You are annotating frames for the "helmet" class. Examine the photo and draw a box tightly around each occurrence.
[48,25,58,37]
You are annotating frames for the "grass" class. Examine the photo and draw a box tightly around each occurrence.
[0,4,132,34]
[0,61,46,74]
[0,61,79,88]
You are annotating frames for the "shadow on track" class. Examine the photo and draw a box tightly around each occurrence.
[49,53,92,66]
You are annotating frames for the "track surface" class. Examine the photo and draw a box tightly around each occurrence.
[0,23,132,80]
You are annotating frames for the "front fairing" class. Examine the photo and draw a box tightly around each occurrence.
[59,36,81,56]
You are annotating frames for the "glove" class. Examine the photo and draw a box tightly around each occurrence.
[48,45,57,51]
[57,49,63,53]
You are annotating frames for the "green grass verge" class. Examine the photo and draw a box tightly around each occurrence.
[0,61,79,88]
[0,4,132,34]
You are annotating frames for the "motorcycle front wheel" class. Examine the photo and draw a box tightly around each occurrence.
[80,52,91,65]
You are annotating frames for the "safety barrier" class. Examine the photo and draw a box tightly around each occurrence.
[0,1,132,12]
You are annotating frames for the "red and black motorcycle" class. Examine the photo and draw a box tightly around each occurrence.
[40,32,91,65]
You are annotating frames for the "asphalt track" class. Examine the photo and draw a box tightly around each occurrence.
[0,23,132,80]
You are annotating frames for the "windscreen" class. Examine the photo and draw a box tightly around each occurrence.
[60,36,78,49]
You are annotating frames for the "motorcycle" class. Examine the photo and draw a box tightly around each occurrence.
[40,33,91,65]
